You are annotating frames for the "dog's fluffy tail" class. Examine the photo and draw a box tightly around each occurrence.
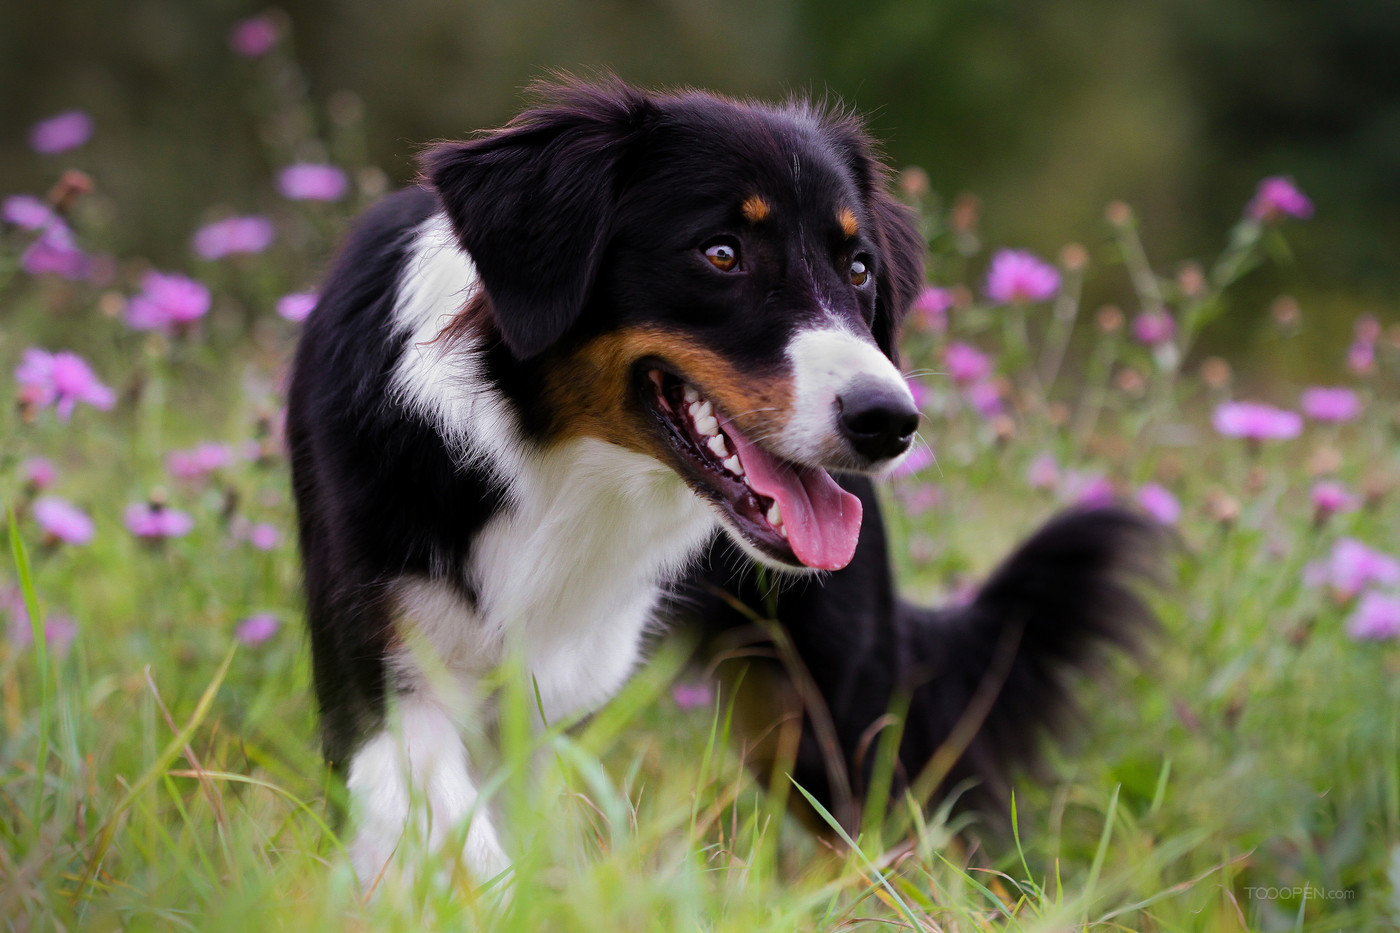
[890,506,1162,819]
[691,492,1163,833]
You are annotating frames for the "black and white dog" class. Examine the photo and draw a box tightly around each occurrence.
[287,77,1157,886]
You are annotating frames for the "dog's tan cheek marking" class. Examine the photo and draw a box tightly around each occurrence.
[540,326,793,459]
[838,207,859,238]
[741,195,771,224]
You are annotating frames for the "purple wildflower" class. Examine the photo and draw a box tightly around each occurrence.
[1307,538,1400,599]
[125,504,194,540]
[29,110,93,154]
[236,613,281,645]
[891,445,934,479]
[4,590,78,658]
[276,291,317,323]
[1347,592,1400,641]
[1063,472,1115,508]
[193,215,275,260]
[22,457,58,490]
[20,223,88,279]
[1212,401,1302,441]
[166,443,234,481]
[944,341,992,386]
[1026,452,1059,491]
[247,523,281,551]
[229,14,280,57]
[1246,176,1313,223]
[1347,341,1375,375]
[1300,387,1361,423]
[278,163,348,201]
[911,286,954,332]
[897,483,942,514]
[15,348,116,420]
[33,497,95,545]
[671,680,714,711]
[965,380,1004,417]
[1132,310,1176,346]
[1135,483,1181,525]
[1312,481,1359,517]
[126,271,211,332]
[2,195,56,229]
[985,249,1060,304]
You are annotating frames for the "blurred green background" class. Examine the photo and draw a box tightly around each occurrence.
[3,0,1397,356]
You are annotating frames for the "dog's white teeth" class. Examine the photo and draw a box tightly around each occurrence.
[766,501,783,528]
[722,455,744,476]
[778,524,788,539]
[694,414,720,437]
[707,434,729,459]
[682,384,701,404]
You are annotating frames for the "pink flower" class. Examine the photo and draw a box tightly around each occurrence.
[125,503,194,540]
[911,286,954,331]
[965,380,1003,417]
[33,497,94,545]
[1307,538,1400,599]
[229,14,280,57]
[29,110,93,154]
[22,457,58,490]
[247,523,281,551]
[985,249,1060,304]
[944,341,992,385]
[896,483,942,514]
[671,680,714,711]
[193,216,275,260]
[166,443,234,481]
[1246,176,1313,222]
[1063,472,1115,508]
[4,589,78,658]
[1132,310,1176,346]
[236,613,281,645]
[1347,592,1400,641]
[278,163,348,201]
[276,291,317,322]
[1212,401,1302,441]
[20,223,88,279]
[891,446,934,479]
[2,195,56,229]
[15,348,116,420]
[1300,386,1361,423]
[1135,483,1180,525]
[1312,481,1359,516]
[1355,315,1382,344]
[126,271,211,332]
[1026,452,1059,490]
[1347,341,1375,375]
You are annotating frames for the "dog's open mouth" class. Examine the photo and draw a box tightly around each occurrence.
[642,367,862,571]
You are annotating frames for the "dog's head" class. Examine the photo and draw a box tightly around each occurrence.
[424,77,925,572]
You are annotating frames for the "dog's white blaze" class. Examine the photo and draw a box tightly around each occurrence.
[389,213,530,491]
[346,695,510,889]
[778,327,915,469]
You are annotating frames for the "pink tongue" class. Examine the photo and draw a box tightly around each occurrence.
[720,418,863,571]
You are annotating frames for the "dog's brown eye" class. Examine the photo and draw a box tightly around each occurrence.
[849,258,869,287]
[704,241,740,272]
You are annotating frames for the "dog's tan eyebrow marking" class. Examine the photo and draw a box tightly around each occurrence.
[838,207,859,238]
[741,195,771,223]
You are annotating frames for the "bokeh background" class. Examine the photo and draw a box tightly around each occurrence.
[3,0,1397,365]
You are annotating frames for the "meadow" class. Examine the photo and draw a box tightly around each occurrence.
[4,20,1400,932]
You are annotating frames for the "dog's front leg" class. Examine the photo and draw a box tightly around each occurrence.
[345,692,510,892]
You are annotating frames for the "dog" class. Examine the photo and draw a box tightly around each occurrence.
[286,76,1158,888]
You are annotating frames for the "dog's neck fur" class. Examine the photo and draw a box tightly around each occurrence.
[385,212,718,719]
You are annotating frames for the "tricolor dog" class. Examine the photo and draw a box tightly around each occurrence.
[286,77,1156,887]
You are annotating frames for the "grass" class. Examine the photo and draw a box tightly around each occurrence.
[3,48,1400,932]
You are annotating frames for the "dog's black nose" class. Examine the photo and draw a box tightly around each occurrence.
[837,380,920,462]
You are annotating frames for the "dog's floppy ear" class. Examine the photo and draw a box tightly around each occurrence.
[866,189,925,361]
[422,79,653,359]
